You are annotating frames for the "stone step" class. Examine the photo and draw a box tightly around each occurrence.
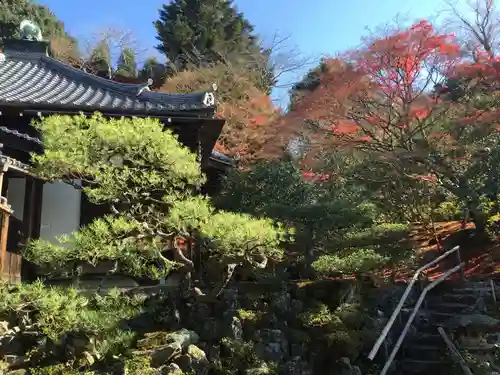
[417,311,454,325]
[405,333,443,346]
[399,359,454,374]
[403,344,444,361]
[451,286,494,294]
[424,302,472,314]
[433,293,479,305]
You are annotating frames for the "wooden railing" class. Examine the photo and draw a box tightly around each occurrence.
[368,245,463,361]
[437,327,474,375]
[377,262,465,375]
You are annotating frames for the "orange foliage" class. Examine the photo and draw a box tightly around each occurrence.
[160,64,279,166]
[263,19,500,169]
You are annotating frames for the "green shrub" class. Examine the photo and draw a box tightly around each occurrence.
[312,248,389,276]
[339,223,410,248]
[123,355,158,375]
[0,282,143,357]
[434,200,462,221]
[30,363,96,375]
[299,303,342,328]
[237,309,264,323]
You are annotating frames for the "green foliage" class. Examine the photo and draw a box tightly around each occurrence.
[123,355,158,375]
[138,56,166,82]
[217,159,371,248]
[30,363,96,375]
[0,282,142,355]
[237,309,264,323]
[434,200,462,221]
[115,47,137,77]
[337,223,411,248]
[0,0,72,40]
[299,303,341,328]
[215,158,414,278]
[153,0,275,91]
[213,338,278,375]
[217,160,319,216]
[87,41,111,75]
[299,302,373,359]
[288,59,328,110]
[154,0,255,64]
[166,196,286,265]
[25,215,178,279]
[28,113,285,283]
[32,113,204,202]
[312,248,389,276]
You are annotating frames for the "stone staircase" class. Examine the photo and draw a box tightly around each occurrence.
[394,280,496,375]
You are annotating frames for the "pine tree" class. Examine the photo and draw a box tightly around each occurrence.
[0,0,72,40]
[138,56,167,84]
[115,47,137,78]
[153,0,276,92]
[88,41,112,78]
[26,113,287,297]
[288,60,327,111]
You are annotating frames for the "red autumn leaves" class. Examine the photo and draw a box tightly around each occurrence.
[253,18,500,190]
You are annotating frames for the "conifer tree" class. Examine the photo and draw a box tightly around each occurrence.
[0,0,71,40]
[154,0,276,92]
[115,47,137,78]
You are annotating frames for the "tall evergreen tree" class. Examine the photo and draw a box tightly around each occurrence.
[0,0,72,40]
[288,60,327,111]
[115,47,137,78]
[153,0,276,92]
[138,56,165,82]
[87,41,111,79]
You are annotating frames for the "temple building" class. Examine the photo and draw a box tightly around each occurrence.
[0,22,233,283]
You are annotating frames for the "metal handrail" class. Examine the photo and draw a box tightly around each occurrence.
[368,245,462,360]
[379,262,465,375]
[437,327,474,375]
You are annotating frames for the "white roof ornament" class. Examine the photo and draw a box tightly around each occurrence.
[203,92,215,107]
[136,78,153,97]
[20,20,43,41]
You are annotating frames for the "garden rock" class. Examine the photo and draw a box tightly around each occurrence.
[281,356,313,375]
[174,344,209,375]
[160,363,183,375]
[339,357,362,375]
[254,329,288,361]
[137,329,199,367]
[451,314,500,328]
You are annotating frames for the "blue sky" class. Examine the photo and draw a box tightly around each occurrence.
[37,0,465,103]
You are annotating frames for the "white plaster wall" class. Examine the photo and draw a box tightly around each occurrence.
[6,178,25,220]
[40,181,81,244]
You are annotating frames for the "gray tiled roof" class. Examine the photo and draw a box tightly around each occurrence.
[0,125,235,169]
[0,43,217,116]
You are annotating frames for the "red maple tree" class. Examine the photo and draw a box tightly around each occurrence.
[268,20,500,231]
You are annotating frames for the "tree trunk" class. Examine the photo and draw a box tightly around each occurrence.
[469,207,487,238]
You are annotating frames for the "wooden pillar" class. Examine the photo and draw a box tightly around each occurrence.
[23,177,43,239]
[0,205,11,281]
[21,177,43,282]
[0,169,12,282]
